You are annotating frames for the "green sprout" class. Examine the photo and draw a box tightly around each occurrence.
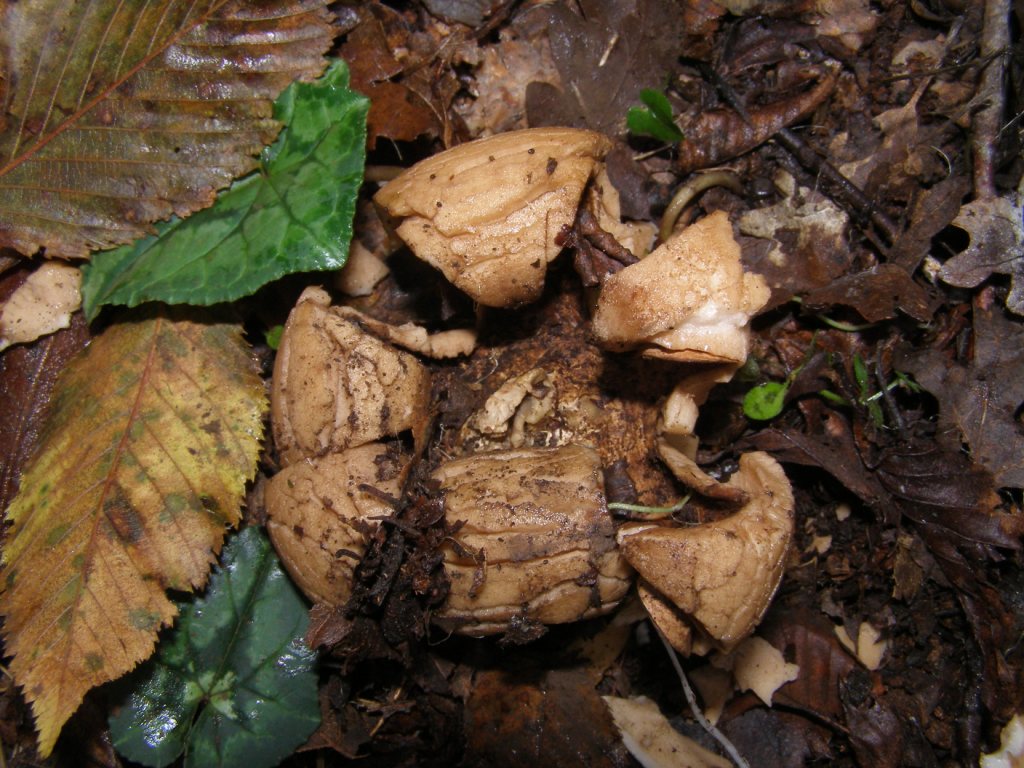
[819,355,922,428]
[627,88,684,143]
[609,495,691,519]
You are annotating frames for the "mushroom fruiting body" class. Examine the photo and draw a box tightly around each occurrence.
[374,127,612,308]
[617,451,795,653]
[592,210,770,363]
[433,444,633,636]
[271,287,433,467]
[265,444,408,606]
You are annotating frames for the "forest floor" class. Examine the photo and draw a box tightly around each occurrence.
[3,1,1024,766]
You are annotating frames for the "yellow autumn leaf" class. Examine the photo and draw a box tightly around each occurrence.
[0,314,266,756]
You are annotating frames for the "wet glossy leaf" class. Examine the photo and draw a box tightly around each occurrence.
[0,315,266,755]
[0,0,334,259]
[109,526,319,768]
[81,61,368,319]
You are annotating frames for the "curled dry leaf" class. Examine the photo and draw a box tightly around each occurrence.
[433,444,633,636]
[675,64,839,174]
[271,287,432,467]
[592,211,770,363]
[617,451,795,653]
[373,127,612,307]
[0,262,81,351]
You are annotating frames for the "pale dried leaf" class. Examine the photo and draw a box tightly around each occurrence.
[603,695,732,768]
[940,195,1024,315]
[0,262,81,351]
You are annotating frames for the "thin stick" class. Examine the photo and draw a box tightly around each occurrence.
[654,622,751,768]
[973,0,1010,198]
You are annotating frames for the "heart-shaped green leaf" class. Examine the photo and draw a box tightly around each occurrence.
[81,60,369,319]
[109,526,319,768]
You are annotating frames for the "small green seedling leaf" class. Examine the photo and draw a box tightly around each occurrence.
[852,354,871,395]
[265,325,284,350]
[109,526,319,768]
[818,389,849,407]
[639,88,676,127]
[743,381,790,421]
[627,88,683,143]
[82,59,369,319]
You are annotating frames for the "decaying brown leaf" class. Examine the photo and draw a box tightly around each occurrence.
[339,5,443,149]
[466,665,634,768]
[0,310,90,518]
[524,0,688,135]
[0,0,334,258]
[900,301,1024,490]
[940,195,1024,315]
[0,314,266,754]
[800,264,935,324]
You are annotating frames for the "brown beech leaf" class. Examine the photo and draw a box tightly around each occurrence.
[0,314,266,755]
[0,0,334,259]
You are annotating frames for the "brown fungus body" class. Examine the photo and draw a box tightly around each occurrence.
[374,127,612,308]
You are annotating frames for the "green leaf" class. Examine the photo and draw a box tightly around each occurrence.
[852,354,870,395]
[743,381,790,421]
[109,527,319,768]
[639,88,676,127]
[626,88,683,143]
[81,60,369,320]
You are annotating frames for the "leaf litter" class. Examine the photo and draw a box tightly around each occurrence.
[1,0,1023,767]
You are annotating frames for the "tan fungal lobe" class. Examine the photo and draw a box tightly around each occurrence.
[592,211,770,363]
[617,452,795,652]
[433,444,633,636]
[265,443,406,606]
[270,287,432,467]
[373,127,612,308]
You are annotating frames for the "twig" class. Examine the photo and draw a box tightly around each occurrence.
[694,61,900,246]
[654,622,751,768]
[660,171,744,243]
[973,0,1010,198]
